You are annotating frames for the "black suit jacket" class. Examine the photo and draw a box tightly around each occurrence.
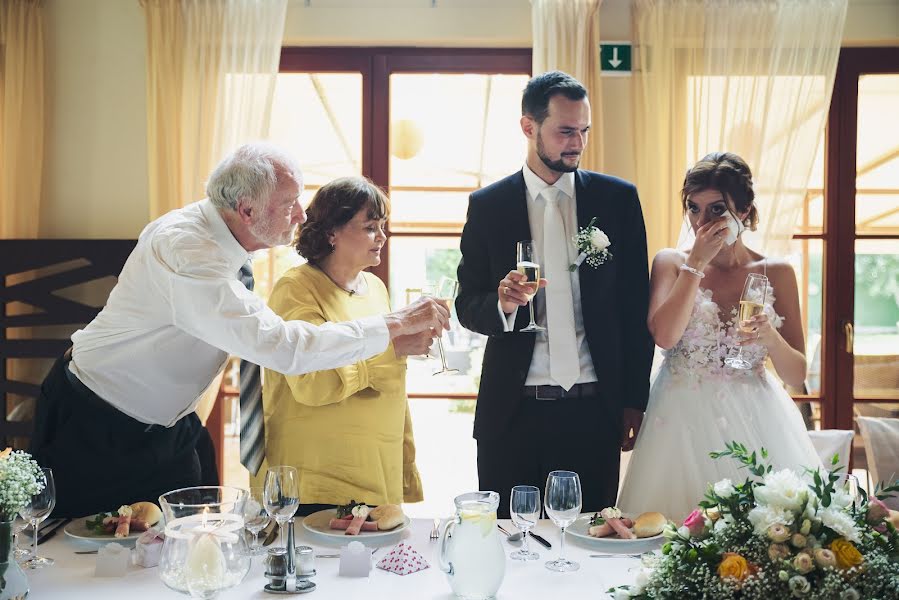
[456,169,654,440]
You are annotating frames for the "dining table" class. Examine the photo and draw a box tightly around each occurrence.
[26,518,647,599]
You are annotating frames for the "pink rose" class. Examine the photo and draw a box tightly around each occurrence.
[866,497,889,524]
[683,509,706,537]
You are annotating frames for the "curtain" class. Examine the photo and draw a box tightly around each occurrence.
[634,0,846,258]
[0,0,44,239]
[531,0,604,172]
[140,0,288,219]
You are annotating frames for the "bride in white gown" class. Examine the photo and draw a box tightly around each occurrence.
[618,152,821,522]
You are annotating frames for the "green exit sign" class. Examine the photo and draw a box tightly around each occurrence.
[600,42,632,75]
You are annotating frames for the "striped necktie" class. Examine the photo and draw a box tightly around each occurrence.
[238,261,265,476]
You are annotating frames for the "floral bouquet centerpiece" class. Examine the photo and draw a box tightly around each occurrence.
[611,442,899,599]
[0,448,45,521]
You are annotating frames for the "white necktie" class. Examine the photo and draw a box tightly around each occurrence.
[542,187,580,391]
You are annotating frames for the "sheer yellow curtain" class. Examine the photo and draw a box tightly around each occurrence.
[0,0,43,238]
[531,0,603,171]
[140,0,287,219]
[634,0,846,259]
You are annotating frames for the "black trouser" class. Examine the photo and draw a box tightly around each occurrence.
[476,392,622,519]
[30,356,206,518]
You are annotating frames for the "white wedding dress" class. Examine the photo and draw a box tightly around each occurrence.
[617,284,821,522]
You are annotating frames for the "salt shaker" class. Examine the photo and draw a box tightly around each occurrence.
[295,545,315,577]
[264,548,289,592]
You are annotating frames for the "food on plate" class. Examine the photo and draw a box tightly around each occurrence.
[633,511,667,538]
[329,501,406,534]
[369,503,404,530]
[587,506,667,539]
[84,500,163,536]
[115,505,133,538]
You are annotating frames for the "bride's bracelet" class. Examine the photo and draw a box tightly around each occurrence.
[679,263,705,279]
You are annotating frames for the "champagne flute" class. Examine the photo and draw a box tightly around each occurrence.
[724,273,769,369]
[424,277,459,375]
[544,470,581,572]
[242,486,271,556]
[20,468,55,569]
[263,466,299,549]
[516,241,545,332]
[510,485,540,561]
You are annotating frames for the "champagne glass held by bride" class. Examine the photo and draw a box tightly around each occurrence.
[724,273,768,370]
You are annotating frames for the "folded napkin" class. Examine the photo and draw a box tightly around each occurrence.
[376,542,429,575]
[133,527,165,568]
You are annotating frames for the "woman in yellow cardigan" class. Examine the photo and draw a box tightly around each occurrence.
[255,177,430,516]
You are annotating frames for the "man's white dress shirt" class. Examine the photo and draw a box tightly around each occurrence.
[69,199,389,426]
[497,164,597,387]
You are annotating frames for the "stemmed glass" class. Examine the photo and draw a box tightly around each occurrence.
[12,513,32,561]
[20,467,55,569]
[242,486,271,556]
[544,470,581,572]
[510,485,540,561]
[423,276,459,375]
[725,273,769,369]
[516,241,544,332]
[263,466,299,550]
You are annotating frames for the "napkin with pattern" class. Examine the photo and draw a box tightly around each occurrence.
[376,541,430,575]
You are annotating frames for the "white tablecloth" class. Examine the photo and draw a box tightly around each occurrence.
[27,518,643,599]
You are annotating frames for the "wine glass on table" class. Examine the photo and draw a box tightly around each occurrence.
[20,468,55,569]
[242,486,271,556]
[544,470,581,572]
[263,466,299,550]
[510,485,540,561]
[724,273,769,369]
[516,241,544,332]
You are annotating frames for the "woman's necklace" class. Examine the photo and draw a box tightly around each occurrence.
[317,265,365,296]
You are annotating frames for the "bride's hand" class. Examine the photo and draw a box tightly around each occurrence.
[685,218,729,270]
[736,313,779,348]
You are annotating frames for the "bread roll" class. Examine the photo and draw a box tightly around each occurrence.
[369,504,404,531]
[130,501,163,526]
[633,512,666,538]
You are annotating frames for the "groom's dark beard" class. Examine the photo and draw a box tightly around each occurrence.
[537,133,580,173]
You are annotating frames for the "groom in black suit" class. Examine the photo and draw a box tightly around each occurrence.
[456,71,653,517]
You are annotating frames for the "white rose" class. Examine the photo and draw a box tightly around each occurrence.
[590,229,610,251]
[713,478,736,498]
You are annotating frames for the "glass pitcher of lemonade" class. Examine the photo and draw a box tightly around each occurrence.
[438,491,506,600]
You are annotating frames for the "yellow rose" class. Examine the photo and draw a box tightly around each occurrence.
[830,539,863,570]
[718,553,751,583]
[0,447,11,460]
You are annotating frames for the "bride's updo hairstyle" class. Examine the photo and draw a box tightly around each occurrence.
[681,151,759,231]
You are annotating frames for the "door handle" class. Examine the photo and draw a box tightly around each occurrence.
[842,320,854,354]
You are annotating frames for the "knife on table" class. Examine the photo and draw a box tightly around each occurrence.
[262,522,279,547]
[528,532,552,549]
[37,518,71,545]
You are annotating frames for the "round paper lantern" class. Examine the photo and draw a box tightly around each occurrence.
[390,119,424,160]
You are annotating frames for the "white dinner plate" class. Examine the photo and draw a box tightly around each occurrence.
[301,509,410,543]
[64,515,144,544]
[566,514,664,554]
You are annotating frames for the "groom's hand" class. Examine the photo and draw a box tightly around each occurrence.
[620,408,644,452]
[498,270,547,314]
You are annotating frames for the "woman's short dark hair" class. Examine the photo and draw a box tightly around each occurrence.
[521,71,588,124]
[681,152,758,231]
[296,176,389,264]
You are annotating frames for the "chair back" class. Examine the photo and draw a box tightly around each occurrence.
[857,416,899,510]
[807,429,854,472]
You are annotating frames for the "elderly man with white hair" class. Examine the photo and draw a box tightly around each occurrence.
[30,143,448,518]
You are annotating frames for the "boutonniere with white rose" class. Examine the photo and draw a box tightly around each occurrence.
[569,217,612,271]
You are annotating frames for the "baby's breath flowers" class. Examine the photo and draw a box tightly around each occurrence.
[0,448,45,520]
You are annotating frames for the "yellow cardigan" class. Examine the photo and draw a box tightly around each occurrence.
[253,264,423,506]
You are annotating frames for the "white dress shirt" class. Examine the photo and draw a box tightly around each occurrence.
[496,164,597,387]
[69,199,389,426]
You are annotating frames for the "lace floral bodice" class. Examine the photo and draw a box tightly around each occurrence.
[662,286,784,379]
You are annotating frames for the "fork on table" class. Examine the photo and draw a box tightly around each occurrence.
[429,518,440,541]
